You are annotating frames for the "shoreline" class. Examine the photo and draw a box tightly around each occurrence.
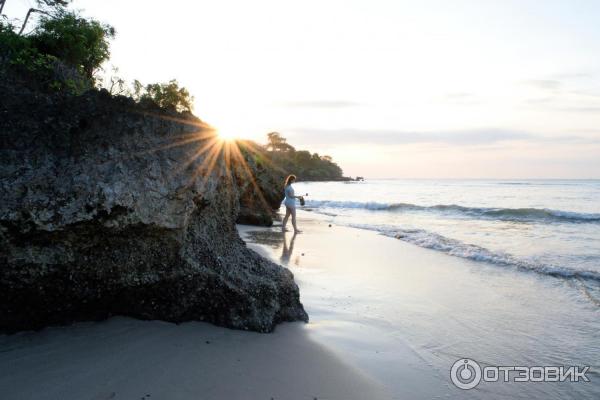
[238,214,451,398]
[240,210,600,399]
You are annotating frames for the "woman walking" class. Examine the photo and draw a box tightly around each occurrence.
[282,174,302,233]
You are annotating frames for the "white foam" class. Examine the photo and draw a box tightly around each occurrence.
[348,223,600,283]
[304,200,600,223]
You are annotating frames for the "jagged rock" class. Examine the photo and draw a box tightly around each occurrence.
[236,149,285,227]
[0,81,308,333]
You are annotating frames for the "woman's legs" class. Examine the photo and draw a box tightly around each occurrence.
[282,206,292,231]
[291,207,300,232]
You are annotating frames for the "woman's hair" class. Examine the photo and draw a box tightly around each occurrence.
[284,174,296,187]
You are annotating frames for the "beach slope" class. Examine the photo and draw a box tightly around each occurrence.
[0,317,389,400]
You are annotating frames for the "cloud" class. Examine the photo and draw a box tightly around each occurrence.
[568,90,600,99]
[522,86,600,112]
[286,127,595,147]
[557,106,600,113]
[288,128,536,146]
[522,79,561,90]
[523,95,600,113]
[524,97,553,105]
[440,92,482,105]
[278,100,362,108]
[444,92,474,99]
[553,72,594,80]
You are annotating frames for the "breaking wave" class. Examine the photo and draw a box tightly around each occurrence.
[349,223,600,283]
[304,200,600,223]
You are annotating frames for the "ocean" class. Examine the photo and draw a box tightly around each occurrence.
[294,179,600,303]
[275,179,600,398]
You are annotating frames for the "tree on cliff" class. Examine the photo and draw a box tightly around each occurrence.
[1,3,196,111]
[0,9,114,92]
[259,133,345,181]
[32,10,115,80]
[133,79,194,113]
[266,132,295,152]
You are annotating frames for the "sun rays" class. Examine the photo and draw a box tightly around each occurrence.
[137,116,274,214]
[217,129,238,142]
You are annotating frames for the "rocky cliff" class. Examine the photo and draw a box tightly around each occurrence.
[236,144,285,227]
[0,81,308,333]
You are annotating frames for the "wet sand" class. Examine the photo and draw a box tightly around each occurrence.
[239,215,452,399]
[239,211,600,399]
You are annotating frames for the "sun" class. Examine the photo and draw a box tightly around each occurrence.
[217,129,238,141]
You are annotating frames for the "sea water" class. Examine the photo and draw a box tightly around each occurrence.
[284,179,600,398]
[294,179,600,302]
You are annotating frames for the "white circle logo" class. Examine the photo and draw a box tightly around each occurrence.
[451,358,482,390]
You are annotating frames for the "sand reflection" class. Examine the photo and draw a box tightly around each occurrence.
[243,229,301,267]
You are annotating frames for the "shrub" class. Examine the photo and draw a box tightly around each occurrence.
[136,79,194,113]
[31,10,115,81]
[0,10,113,94]
[1,21,80,93]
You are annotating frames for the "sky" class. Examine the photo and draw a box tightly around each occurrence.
[5,0,600,178]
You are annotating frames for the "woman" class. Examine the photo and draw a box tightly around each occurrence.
[282,174,302,233]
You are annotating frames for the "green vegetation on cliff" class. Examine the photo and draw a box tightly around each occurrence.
[239,132,348,182]
[132,79,194,113]
[0,9,113,93]
[0,7,192,112]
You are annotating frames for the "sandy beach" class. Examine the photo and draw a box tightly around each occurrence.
[1,210,598,399]
[239,211,600,399]
[0,316,388,400]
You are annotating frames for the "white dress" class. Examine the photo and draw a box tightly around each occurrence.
[284,185,296,208]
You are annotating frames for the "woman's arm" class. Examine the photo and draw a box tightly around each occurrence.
[287,186,300,199]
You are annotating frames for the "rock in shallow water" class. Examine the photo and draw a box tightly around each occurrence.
[0,83,307,333]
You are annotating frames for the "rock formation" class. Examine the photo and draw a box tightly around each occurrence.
[0,81,308,333]
[235,146,285,227]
